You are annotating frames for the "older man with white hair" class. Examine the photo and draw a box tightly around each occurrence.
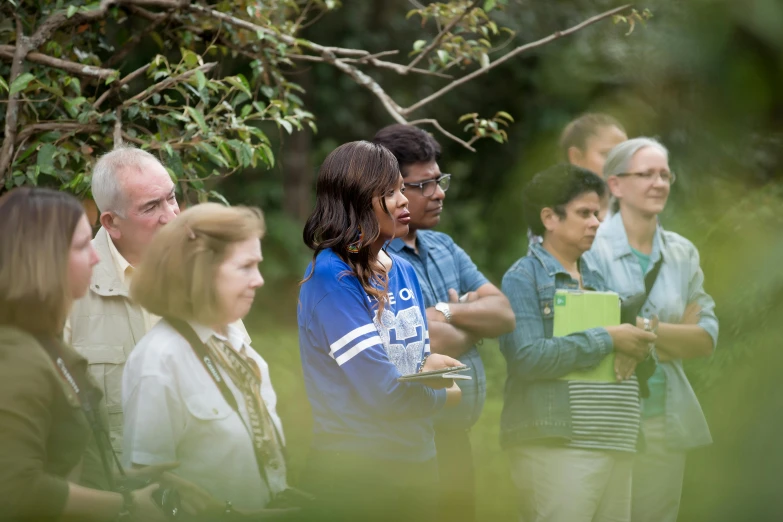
[66,146,181,457]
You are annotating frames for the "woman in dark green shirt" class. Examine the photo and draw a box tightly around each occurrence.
[0,187,165,522]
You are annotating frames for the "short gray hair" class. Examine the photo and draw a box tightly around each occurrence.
[91,146,162,216]
[604,137,669,213]
[603,137,669,178]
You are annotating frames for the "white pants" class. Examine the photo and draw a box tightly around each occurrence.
[631,417,687,522]
[508,445,634,522]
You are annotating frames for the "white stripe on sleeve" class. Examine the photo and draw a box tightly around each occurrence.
[329,323,378,358]
[334,335,383,366]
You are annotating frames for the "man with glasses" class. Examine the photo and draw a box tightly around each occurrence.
[373,124,515,522]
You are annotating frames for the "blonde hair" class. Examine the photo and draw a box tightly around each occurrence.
[131,203,265,324]
[92,145,162,216]
[0,188,86,335]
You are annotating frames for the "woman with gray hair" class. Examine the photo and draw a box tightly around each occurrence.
[585,138,719,522]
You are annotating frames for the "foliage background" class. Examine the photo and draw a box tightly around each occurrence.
[3,0,783,520]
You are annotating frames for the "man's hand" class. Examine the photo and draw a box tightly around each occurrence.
[614,353,637,381]
[606,324,657,361]
[160,471,223,516]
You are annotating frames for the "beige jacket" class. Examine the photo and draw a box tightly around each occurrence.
[67,227,148,456]
[68,227,253,457]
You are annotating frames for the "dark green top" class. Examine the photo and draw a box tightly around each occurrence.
[0,325,107,520]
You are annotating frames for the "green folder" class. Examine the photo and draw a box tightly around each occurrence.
[554,289,620,382]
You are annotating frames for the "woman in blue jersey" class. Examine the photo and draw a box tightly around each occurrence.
[298,140,462,522]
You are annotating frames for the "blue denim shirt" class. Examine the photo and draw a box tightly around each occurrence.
[499,243,614,449]
[584,212,719,450]
[388,231,489,430]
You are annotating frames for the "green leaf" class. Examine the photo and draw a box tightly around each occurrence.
[277,118,293,134]
[483,0,496,11]
[67,5,78,18]
[185,107,208,133]
[436,50,449,65]
[9,73,35,95]
[480,53,490,69]
[458,112,478,124]
[225,75,252,97]
[495,110,514,122]
[195,70,207,92]
[413,39,427,52]
[259,144,275,168]
[37,144,57,175]
[0,76,8,93]
[209,191,230,206]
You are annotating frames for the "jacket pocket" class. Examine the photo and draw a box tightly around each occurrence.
[74,344,127,452]
[184,392,234,421]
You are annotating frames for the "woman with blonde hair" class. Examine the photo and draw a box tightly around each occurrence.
[123,203,298,519]
[0,187,165,522]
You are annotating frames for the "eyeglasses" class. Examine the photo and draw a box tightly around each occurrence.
[615,171,677,185]
[403,174,451,197]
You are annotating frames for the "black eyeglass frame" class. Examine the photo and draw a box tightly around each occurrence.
[615,171,677,185]
[403,174,452,197]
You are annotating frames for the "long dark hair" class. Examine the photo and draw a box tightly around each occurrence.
[302,141,401,315]
[0,187,86,336]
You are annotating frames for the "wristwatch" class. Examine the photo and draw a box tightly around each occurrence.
[434,302,452,323]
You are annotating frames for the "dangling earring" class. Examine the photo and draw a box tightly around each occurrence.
[347,229,363,253]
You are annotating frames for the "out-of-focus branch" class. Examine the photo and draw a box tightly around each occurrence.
[401,4,632,116]
[405,0,482,73]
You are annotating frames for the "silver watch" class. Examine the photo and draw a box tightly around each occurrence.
[434,302,452,323]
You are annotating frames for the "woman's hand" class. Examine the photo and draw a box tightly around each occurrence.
[422,353,462,372]
[129,483,168,522]
[444,382,462,407]
[159,471,224,516]
[125,462,179,482]
[682,302,701,324]
[614,353,637,381]
[606,324,656,361]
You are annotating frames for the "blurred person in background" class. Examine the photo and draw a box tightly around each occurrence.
[586,138,719,522]
[298,141,463,522]
[123,203,301,519]
[528,113,628,250]
[501,165,656,522]
[0,187,165,522]
[373,124,515,522]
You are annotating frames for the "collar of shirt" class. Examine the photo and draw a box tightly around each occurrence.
[599,212,666,268]
[387,236,430,259]
[106,233,134,290]
[528,243,604,290]
[188,321,248,355]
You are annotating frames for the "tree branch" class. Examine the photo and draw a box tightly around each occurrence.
[0,45,117,79]
[14,122,102,146]
[288,53,453,79]
[401,4,633,117]
[408,119,477,152]
[122,62,215,106]
[0,17,31,182]
[94,62,151,109]
[405,0,481,73]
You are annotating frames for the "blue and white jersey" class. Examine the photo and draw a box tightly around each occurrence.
[298,248,446,462]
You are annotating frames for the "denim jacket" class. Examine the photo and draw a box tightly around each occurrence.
[584,213,718,450]
[499,243,614,449]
